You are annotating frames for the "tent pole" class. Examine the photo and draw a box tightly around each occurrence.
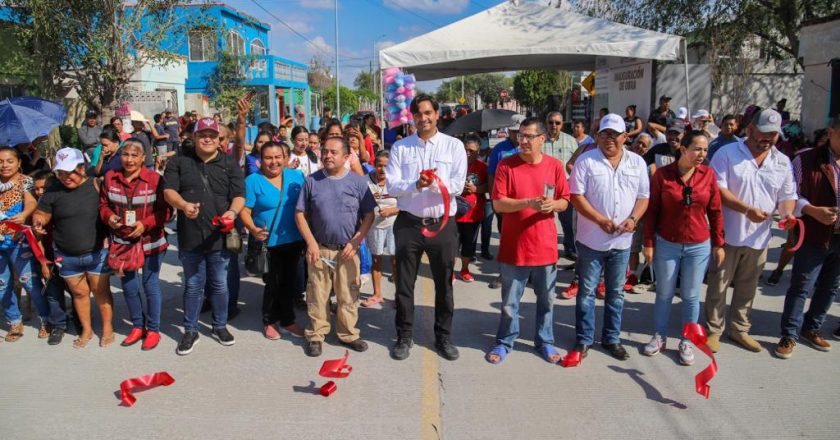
[683,37,691,117]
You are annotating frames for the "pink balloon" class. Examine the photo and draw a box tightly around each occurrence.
[404,90,415,99]
[396,86,405,94]
[384,75,396,85]
[400,109,408,116]
[384,67,400,76]
[400,116,408,123]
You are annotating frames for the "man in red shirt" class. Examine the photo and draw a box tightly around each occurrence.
[455,136,488,282]
[486,118,570,364]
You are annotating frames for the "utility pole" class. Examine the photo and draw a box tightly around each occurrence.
[334,0,340,117]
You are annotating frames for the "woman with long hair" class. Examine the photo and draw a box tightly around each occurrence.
[288,126,320,177]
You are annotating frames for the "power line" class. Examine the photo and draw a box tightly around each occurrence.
[249,0,332,57]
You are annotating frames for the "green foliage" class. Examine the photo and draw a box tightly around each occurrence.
[512,70,571,113]
[208,51,249,114]
[323,86,358,118]
[353,71,375,92]
[434,73,508,106]
[58,125,80,148]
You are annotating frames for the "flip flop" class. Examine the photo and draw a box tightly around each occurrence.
[538,345,561,364]
[361,296,385,308]
[485,344,509,364]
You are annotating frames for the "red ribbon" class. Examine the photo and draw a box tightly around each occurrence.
[319,381,338,397]
[119,371,175,407]
[319,350,352,378]
[560,350,583,368]
[211,216,235,233]
[419,169,450,238]
[779,218,805,252]
[681,323,717,399]
[0,221,50,266]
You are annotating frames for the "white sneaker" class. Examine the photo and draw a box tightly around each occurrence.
[643,333,665,356]
[678,340,695,365]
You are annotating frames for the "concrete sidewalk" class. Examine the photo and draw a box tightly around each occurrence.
[1,229,839,439]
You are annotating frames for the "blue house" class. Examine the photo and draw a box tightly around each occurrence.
[162,3,311,133]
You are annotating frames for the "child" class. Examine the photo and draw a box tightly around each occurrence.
[361,151,398,308]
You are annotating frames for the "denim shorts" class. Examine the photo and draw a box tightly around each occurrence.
[54,247,110,278]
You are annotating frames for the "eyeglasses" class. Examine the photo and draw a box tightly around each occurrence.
[682,186,693,207]
[547,120,562,126]
[599,131,624,140]
[516,133,543,142]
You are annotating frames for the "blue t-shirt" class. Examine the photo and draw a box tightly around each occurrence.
[707,135,740,161]
[245,169,304,247]
[245,152,260,177]
[488,139,518,175]
[296,169,377,245]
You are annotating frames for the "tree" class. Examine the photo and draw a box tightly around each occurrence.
[207,51,249,117]
[353,70,374,93]
[512,69,572,114]
[308,55,333,94]
[573,0,840,69]
[323,86,357,118]
[3,0,207,117]
[433,73,508,106]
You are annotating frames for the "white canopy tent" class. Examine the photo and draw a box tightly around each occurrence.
[379,1,689,114]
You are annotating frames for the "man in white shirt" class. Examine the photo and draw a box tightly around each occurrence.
[386,94,467,361]
[706,108,797,353]
[544,111,579,260]
[568,114,650,362]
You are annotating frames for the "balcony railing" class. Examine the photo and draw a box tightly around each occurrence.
[245,55,308,85]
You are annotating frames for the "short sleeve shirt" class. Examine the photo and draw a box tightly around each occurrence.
[244,169,305,247]
[487,139,518,175]
[37,178,106,255]
[710,140,797,249]
[296,170,376,245]
[570,148,650,251]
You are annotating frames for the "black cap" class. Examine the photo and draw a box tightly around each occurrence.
[85,109,98,118]
[660,96,672,102]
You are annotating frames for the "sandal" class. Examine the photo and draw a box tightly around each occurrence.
[99,333,116,348]
[538,345,561,364]
[73,335,93,349]
[485,344,509,364]
[361,296,385,308]
[4,323,24,342]
[38,323,49,339]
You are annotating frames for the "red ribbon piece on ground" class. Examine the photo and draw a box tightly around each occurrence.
[779,218,805,252]
[419,169,450,238]
[0,221,50,266]
[560,350,583,368]
[119,371,175,407]
[211,216,235,233]
[319,350,352,378]
[319,381,338,397]
[681,323,717,399]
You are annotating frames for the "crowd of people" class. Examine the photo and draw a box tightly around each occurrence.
[2,92,838,366]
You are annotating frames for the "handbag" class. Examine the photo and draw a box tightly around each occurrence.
[455,195,474,218]
[108,237,145,275]
[244,177,284,275]
[199,167,243,253]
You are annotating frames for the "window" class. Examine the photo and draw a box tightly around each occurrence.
[188,29,217,61]
[250,39,266,56]
[226,31,245,57]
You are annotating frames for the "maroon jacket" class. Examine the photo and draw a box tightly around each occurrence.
[794,145,839,249]
[99,168,172,255]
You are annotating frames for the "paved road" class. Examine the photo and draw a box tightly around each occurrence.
[2,227,839,439]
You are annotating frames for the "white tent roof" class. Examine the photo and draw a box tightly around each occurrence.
[379,2,683,80]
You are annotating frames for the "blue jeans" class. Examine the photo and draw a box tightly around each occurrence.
[652,236,710,338]
[120,252,165,332]
[496,263,557,351]
[558,206,576,254]
[575,242,630,345]
[0,242,47,325]
[780,236,840,339]
[180,250,231,331]
[480,201,493,254]
[44,275,69,329]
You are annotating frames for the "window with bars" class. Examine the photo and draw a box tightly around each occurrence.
[250,39,266,56]
[226,31,245,57]
[188,29,217,61]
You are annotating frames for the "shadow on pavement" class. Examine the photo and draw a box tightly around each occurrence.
[608,365,687,409]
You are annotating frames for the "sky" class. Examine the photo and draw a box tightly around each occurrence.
[221,0,509,92]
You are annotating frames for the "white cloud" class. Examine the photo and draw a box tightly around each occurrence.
[397,24,426,34]
[306,35,334,56]
[384,0,470,15]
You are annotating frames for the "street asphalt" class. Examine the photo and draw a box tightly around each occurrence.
[1,225,838,439]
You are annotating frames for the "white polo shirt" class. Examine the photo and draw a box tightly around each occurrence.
[570,147,650,251]
[710,140,797,250]
[386,131,467,218]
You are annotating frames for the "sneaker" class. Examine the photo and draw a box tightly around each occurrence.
[557,281,579,299]
[765,270,783,286]
[774,336,796,359]
[678,340,695,365]
[141,331,161,351]
[305,340,323,357]
[459,271,474,283]
[801,329,831,352]
[480,251,494,260]
[47,328,65,346]
[391,337,413,360]
[643,333,666,356]
[212,327,236,346]
[596,282,606,299]
[488,276,501,289]
[279,323,305,338]
[264,324,281,340]
[176,331,199,355]
[624,274,638,292]
[341,338,369,352]
[833,326,840,341]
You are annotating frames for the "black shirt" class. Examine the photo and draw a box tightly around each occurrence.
[163,151,245,252]
[647,108,675,129]
[643,143,680,167]
[37,178,106,256]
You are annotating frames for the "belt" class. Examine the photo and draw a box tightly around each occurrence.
[320,243,346,251]
[402,211,448,226]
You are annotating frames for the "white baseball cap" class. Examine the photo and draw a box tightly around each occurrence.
[598,113,626,133]
[508,114,526,130]
[692,109,711,120]
[676,107,688,120]
[53,147,86,172]
[754,109,783,133]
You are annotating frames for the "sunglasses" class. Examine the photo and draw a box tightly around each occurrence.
[547,120,562,126]
[682,186,693,207]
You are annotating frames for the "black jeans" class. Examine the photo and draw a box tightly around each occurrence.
[394,212,457,340]
[262,241,305,326]
[457,221,481,258]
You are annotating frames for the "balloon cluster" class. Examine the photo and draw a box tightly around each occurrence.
[383,67,417,129]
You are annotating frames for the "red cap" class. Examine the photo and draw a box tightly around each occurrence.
[194,117,219,133]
